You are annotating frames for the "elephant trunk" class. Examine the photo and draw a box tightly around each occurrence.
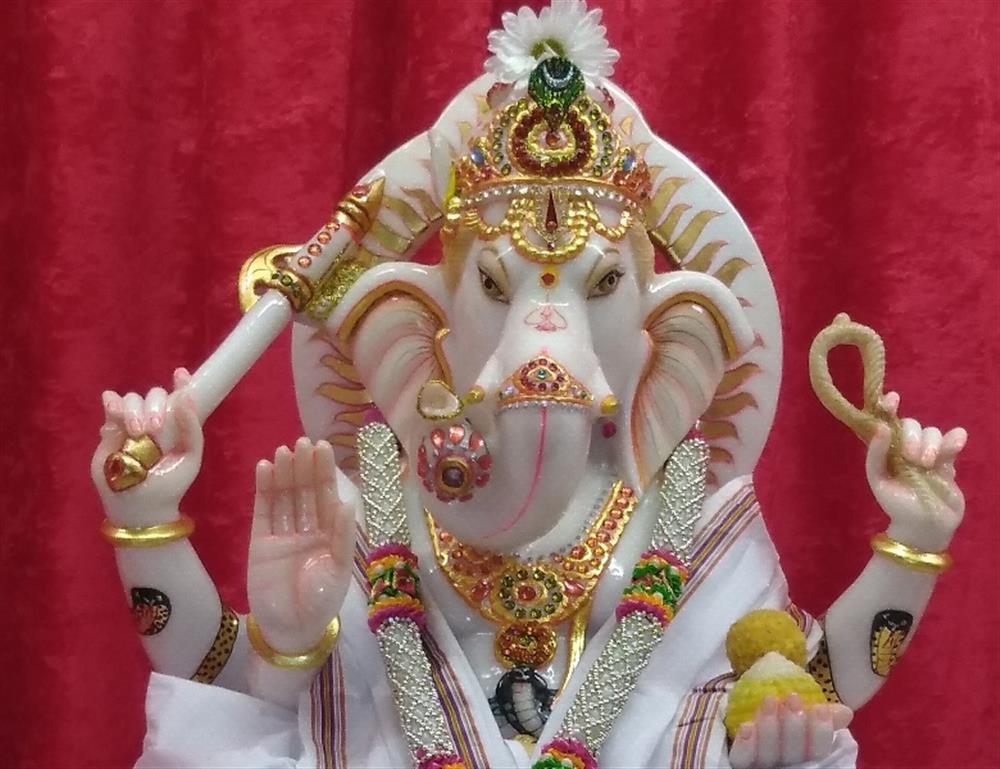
[432,306,612,549]
[465,402,592,549]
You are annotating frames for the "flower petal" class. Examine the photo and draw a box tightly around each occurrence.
[483,0,618,83]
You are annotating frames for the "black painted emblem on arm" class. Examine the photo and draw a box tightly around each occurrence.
[870,609,913,676]
[130,587,172,636]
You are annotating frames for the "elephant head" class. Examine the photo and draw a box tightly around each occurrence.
[329,190,754,551]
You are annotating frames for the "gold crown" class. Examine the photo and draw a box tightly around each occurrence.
[445,58,651,263]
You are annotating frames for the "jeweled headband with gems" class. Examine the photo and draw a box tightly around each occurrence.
[443,57,652,264]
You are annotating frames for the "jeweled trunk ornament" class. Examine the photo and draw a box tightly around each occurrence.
[356,422,466,769]
[532,434,709,768]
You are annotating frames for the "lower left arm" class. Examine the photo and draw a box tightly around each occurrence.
[821,538,947,709]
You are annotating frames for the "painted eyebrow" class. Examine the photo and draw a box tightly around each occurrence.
[585,248,621,286]
[477,246,510,288]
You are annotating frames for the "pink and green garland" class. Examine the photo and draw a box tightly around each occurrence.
[366,543,428,631]
[532,548,689,769]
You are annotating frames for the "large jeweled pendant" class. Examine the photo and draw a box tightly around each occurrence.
[494,564,564,622]
[427,480,636,670]
[495,621,559,667]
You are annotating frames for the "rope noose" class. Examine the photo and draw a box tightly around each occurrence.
[808,312,942,512]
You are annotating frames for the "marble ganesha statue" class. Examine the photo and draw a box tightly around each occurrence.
[91,3,968,768]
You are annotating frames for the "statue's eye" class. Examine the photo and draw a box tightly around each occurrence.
[478,267,508,303]
[588,268,625,298]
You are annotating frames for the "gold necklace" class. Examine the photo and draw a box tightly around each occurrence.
[426,481,636,669]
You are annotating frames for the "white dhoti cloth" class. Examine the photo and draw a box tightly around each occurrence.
[136,477,858,768]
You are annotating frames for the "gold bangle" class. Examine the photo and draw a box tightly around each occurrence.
[246,613,340,669]
[100,514,195,548]
[871,532,952,574]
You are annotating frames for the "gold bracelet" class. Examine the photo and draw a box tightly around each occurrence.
[246,613,340,669]
[100,514,195,548]
[871,532,952,574]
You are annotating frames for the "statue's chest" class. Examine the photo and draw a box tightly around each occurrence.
[417,489,659,731]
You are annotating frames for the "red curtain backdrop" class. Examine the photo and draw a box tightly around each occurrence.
[1,1,997,767]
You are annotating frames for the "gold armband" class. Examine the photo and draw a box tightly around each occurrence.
[100,514,195,548]
[871,532,952,574]
[247,614,340,669]
[191,606,240,684]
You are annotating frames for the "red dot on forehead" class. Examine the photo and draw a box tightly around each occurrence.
[540,271,556,286]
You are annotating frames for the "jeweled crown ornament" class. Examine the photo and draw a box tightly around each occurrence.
[444,18,651,264]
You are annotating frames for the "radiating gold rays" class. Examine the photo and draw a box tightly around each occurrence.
[313,334,371,472]
[646,171,760,486]
[367,187,444,257]
[308,187,445,471]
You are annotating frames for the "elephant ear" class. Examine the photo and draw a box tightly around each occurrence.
[331,265,452,444]
[625,272,754,490]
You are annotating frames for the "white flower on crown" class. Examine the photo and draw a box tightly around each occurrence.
[485,0,620,85]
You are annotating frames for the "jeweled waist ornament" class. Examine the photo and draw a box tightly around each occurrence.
[91,2,969,768]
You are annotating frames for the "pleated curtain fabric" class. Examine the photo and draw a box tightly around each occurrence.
[0,1,997,767]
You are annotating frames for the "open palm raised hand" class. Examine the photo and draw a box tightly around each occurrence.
[248,438,356,656]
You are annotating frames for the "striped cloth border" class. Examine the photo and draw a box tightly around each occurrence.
[310,651,347,768]
[313,484,761,768]
[670,672,737,769]
[666,486,761,768]
[311,529,492,768]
